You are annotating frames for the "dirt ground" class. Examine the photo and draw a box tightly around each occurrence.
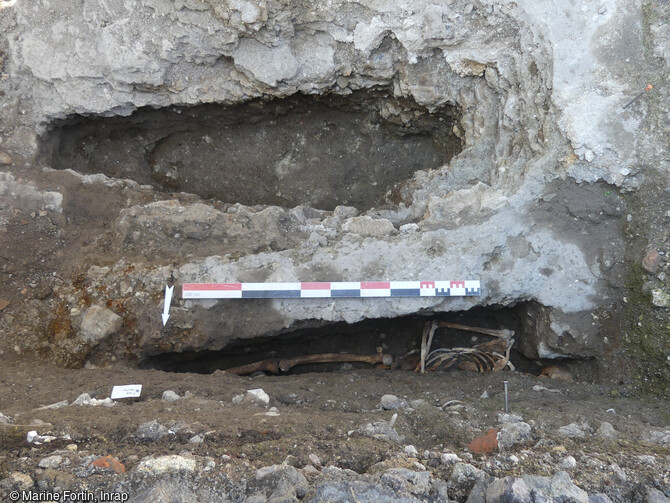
[0,350,668,500]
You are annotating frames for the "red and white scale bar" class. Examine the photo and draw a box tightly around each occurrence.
[182,281,481,299]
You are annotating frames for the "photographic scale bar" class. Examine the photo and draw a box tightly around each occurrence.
[182,281,481,299]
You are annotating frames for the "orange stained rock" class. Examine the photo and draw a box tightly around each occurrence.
[90,455,126,474]
[468,428,499,454]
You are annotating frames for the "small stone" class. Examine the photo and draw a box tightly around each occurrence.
[596,422,617,439]
[651,289,670,307]
[498,422,532,450]
[136,420,170,442]
[597,5,607,14]
[480,390,489,399]
[73,393,92,405]
[308,453,321,466]
[303,465,319,475]
[485,477,532,502]
[38,454,63,469]
[89,455,125,474]
[189,435,204,444]
[608,463,626,482]
[468,429,499,453]
[635,455,656,466]
[646,487,670,503]
[644,430,670,446]
[404,445,419,457]
[0,151,12,165]
[440,453,462,465]
[380,394,408,410]
[7,472,33,490]
[79,305,123,343]
[359,420,404,444]
[449,462,486,485]
[244,388,270,406]
[522,471,588,502]
[0,412,13,424]
[498,413,524,424]
[162,390,181,403]
[342,216,395,237]
[560,456,577,469]
[66,444,78,451]
[557,422,592,438]
[232,394,244,405]
[135,455,196,475]
[642,250,662,274]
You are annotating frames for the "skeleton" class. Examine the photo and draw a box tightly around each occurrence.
[224,321,514,376]
[416,321,515,373]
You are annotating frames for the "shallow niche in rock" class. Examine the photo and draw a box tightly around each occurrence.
[138,303,564,376]
[40,88,462,211]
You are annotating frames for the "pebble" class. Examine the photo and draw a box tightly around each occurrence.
[440,453,461,465]
[646,487,670,503]
[244,388,270,406]
[0,412,12,424]
[449,462,486,485]
[135,455,196,475]
[0,152,12,165]
[642,250,662,274]
[136,420,170,442]
[608,463,626,482]
[480,390,489,399]
[498,413,524,424]
[596,422,617,439]
[380,394,408,410]
[404,445,419,457]
[232,394,244,405]
[264,406,280,416]
[189,435,204,444]
[7,472,33,490]
[38,455,63,469]
[162,390,181,402]
[635,455,656,466]
[644,430,670,446]
[308,453,321,466]
[557,422,592,438]
[498,422,532,450]
[559,456,577,469]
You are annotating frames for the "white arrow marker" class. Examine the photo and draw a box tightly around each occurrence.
[162,285,174,326]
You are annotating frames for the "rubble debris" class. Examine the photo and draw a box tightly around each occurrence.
[244,388,270,406]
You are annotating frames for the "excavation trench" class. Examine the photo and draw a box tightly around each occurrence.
[41,89,462,211]
[142,304,550,376]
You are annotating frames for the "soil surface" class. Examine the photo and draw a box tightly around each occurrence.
[0,351,668,502]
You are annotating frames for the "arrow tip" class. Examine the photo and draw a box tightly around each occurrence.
[162,313,169,326]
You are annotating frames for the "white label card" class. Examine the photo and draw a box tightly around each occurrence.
[111,384,142,400]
